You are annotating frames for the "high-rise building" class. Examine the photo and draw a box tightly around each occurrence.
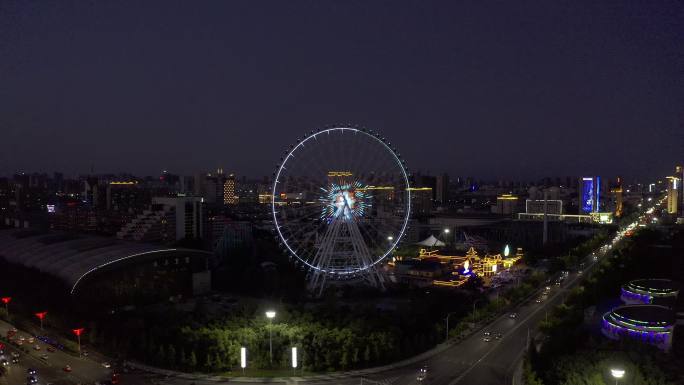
[436,173,449,204]
[153,196,206,240]
[579,177,601,213]
[223,174,237,205]
[492,194,519,214]
[106,181,149,213]
[610,177,623,217]
[408,187,432,215]
[676,165,683,216]
[666,174,679,215]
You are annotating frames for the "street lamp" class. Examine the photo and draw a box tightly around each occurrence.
[265,311,276,364]
[445,312,459,342]
[387,236,393,241]
[35,312,47,331]
[442,228,450,246]
[72,328,84,356]
[1,297,11,317]
[472,299,482,323]
[610,368,625,385]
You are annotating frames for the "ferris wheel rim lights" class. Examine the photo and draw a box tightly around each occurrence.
[271,127,411,275]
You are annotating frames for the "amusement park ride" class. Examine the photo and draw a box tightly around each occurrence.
[272,127,411,296]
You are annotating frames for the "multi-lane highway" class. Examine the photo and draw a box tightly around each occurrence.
[0,319,112,385]
[151,259,600,385]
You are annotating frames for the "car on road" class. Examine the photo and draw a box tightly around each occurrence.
[11,352,19,358]
[483,331,492,342]
[416,364,428,381]
[0,358,8,366]
[63,364,72,372]
[40,354,48,360]
[27,376,38,384]
[27,368,37,375]
[495,332,503,340]
[12,357,19,364]
[27,337,34,344]
[102,362,112,368]
[33,345,41,350]
[535,297,543,303]
[509,312,517,319]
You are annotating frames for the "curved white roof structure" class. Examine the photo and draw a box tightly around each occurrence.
[0,229,209,294]
[416,235,445,247]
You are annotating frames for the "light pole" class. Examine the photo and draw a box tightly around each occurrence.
[443,228,450,245]
[445,312,458,342]
[35,312,47,331]
[72,328,84,356]
[1,297,10,317]
[265,310,276,364]
[610,368,625,385]
[472,299,482,323]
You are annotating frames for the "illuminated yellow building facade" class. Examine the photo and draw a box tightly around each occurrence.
[413,247,523,288]
[223,174,237,205]
[667,175,679,214]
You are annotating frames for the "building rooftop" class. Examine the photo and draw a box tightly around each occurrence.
[611,305,676,326]
[626,279,680,293]
[0,228,208,294]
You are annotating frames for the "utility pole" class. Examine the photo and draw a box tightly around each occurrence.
[543,190,548,245]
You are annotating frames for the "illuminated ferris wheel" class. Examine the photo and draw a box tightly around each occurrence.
[272,127,411,296]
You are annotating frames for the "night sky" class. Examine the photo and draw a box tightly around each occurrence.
[1,1,682,181]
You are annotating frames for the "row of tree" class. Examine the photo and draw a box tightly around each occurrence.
[525,228,678,384]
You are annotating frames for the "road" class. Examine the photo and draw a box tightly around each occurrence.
[157,240,615,385]
[0,319,112,385]
[153,265,598,385]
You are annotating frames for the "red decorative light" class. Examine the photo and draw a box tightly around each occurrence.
[1,297,10,305]
[35,311,47,320]
[72,328,84,337]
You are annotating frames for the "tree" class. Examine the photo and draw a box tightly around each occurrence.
[523,358,544,385]
[204,352,214,370]
[167,344,176,367]
[189,350,198,370]
[340,349,349,369]
[157,345,166,366]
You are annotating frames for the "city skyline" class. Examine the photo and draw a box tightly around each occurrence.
[1,1,683,180]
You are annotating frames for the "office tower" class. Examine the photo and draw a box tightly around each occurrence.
[223,174,237,205]
[666,171,680,215]
[436,173,449,204]
[610,177,623,217]
[579,177,601,213]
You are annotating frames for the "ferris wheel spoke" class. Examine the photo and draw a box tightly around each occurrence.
[272,127,410,295]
